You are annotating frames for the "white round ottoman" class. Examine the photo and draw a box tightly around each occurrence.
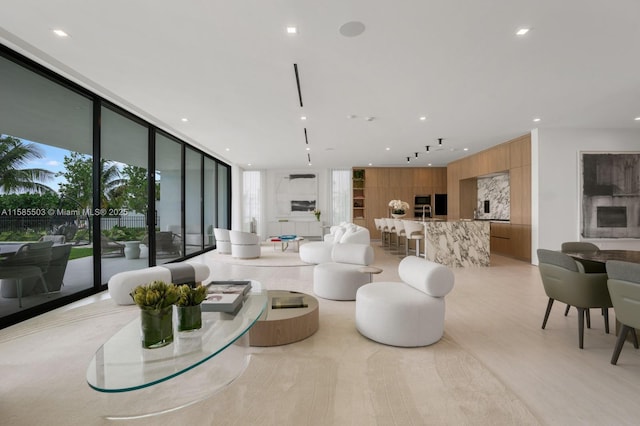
[313,263,370,300]
[355,256,454,347]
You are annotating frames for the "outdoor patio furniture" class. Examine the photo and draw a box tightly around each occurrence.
[141,232,182,257]
[0,241,53,308]
[101,235,125,257]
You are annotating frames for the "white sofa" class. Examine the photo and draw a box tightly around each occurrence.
[108,262,210,305]
[313,243,375,300]
[299,223,370,264]
[355,256,454,347]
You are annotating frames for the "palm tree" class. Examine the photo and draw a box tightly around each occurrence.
[0,135,54,194]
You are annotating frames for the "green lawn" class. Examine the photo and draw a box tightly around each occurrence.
[69,247,93,260]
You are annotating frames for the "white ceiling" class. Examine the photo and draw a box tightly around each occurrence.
[1,0,639,170]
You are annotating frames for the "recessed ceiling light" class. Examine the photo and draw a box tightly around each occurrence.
[181,118,188,122]
[516,28,530,36]
[306,147,310,151]
[248,163,252,167]
[225,148,230,152]
[53,29,69,37]
[385,147,391,151]
[419,116,427,121]
[368,163,373,166]
[286,26,297,34]
[533,117,541,122]
[308,163,312,166]
[427,163,432,167]
[463,148,469,151]
[635,117,640,121]
[300,116,307,120]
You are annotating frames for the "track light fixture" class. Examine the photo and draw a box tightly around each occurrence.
[438,138,443,145]
[425,145,430,152]
[415,152,419,158]
[406,157,410,163]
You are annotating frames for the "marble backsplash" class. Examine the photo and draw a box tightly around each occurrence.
[477,174,510,220]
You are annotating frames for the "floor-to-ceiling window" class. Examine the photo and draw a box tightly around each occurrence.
[154,133,183,265]
[0,53,94,322]
[185,148,203,255]
[331,169,351,224]
[0,46,232,328]
[203,158,217,248]
[100,106,149,282]
[243,170,261,233]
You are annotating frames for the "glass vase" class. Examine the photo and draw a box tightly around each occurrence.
[177,304,202,332]
[140,306,174,349]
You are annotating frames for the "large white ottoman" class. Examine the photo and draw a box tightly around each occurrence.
[355,256,454,347]
[313,243,374,300]
[108,262,210,305]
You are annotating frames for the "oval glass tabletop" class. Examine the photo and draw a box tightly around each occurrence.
[87,290,268,393]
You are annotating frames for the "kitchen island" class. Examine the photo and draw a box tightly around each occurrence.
[421,220,490,267]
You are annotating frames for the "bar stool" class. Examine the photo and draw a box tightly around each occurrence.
[384,218,396,250]
[403,220,425,257]
[394,219,406,254]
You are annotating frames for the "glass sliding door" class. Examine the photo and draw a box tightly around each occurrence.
[203,158,217,248]
[185,148,202,255]
[100,106,149,282]
[0,54,94,321]
[154,133,183,264]
[217,164,231,229]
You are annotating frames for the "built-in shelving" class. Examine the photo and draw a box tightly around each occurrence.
[352,168,365,223]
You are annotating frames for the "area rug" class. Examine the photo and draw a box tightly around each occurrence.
[204,245,313,267]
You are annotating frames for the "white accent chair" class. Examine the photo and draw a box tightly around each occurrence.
[213,228,231,254]
[313,243,375,300]
[355,256,454,347]
[229,230,261,259]
[108,262,210,305]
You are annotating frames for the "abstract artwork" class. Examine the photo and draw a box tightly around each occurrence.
[581,152,640,238]
[275,172,317,217]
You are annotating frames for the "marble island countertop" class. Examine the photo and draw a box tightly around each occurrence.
[420,219,490,267]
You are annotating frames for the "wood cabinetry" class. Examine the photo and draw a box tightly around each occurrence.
[353,167,447,236]
[448,133,532,261]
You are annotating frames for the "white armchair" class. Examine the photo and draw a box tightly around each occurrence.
[213,228,231,254]
[356,256,454,347]
[229,230,261,259]
[313,243,375,300]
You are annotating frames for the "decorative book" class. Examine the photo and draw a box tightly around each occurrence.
[271,296,307,309]
[201,281,252,313]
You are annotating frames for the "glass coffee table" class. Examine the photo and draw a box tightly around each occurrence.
[87,289,267,419]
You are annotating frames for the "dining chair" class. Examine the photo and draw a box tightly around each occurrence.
[537,249,612,349]
[0,241,54,308]
[606,260,640,365]
[560,241,605,317]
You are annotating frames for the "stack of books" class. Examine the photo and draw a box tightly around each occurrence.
[201,280,252,314]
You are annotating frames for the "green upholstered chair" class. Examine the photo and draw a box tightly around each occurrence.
[560,242,606,317]
[606,260,640,365]
[537,249,612,349]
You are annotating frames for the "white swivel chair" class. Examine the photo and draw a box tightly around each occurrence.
[229,230,261,259]
[213,228,231,254]
[403,220,425,257]
[356,256,454,347]
[313,243,375,300]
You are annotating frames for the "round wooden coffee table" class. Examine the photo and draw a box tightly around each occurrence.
[249,290,319,347]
